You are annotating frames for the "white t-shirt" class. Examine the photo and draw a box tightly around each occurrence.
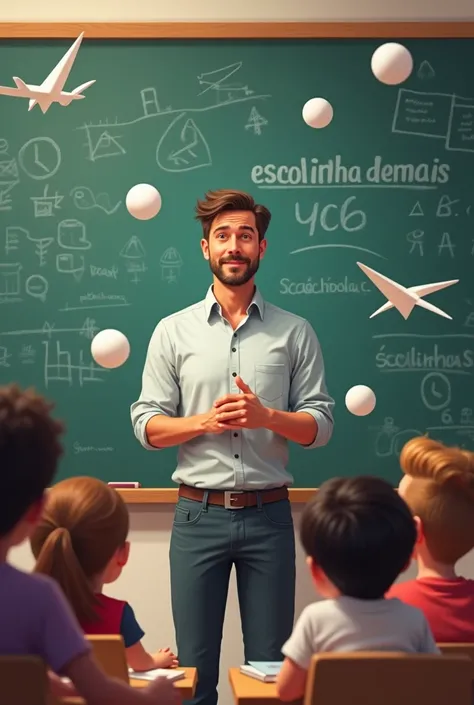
[282,596,439,669]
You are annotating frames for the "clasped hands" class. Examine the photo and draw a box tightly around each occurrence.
[203,376,270,434]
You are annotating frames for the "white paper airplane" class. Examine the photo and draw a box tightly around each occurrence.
[357,262,458,320]
[0,33,94,114]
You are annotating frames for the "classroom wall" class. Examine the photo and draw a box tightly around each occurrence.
[4,2,474,704]
[1,0,474,21]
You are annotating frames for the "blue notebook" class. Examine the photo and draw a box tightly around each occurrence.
[247,661,283,676]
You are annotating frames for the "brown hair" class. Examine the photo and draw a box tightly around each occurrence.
[31,477,129,623]
[0,383,63,537]
[400,436,474,564]
[195,189,271,242]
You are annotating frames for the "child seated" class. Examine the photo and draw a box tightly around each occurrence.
[387,435,474,642]
[276,475,439,701]
[31,475,178,672]
[0,383,179,705]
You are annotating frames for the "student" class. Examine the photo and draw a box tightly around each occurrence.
[0,383,179,705]
[31,476,178,672]
[387,435,474,642]
[276,475,439,702]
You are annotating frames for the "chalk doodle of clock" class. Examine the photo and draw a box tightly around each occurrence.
[19,137,62,180]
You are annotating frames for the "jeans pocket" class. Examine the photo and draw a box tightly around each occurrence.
[261,499,294,528]
[172,499,203,526]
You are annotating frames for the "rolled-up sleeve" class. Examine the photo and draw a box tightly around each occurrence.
[290,321,335,449]
[130,320,179,450]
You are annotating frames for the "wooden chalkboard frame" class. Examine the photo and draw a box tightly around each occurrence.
[0,23,474,38]
[1,21,472,503]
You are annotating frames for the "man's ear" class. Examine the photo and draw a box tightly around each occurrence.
[259,238,267,259]
[201,238,210,260]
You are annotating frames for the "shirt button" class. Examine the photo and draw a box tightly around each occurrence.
[232,372,237,377]
[232,347,236,352]
[234,454,239,459]
[233,433,238,437]
[234,333,238,338]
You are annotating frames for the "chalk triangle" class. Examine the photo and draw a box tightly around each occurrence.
[417,60,435,79]
[91,131,126,161]
[120,235,146,259]
[409,201,424,216]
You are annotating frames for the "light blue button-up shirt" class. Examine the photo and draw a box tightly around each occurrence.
[131,286,335,490]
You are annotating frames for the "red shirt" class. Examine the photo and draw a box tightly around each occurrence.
[79,594,126,635]
[78,594,145,648]
[387,578,474,642]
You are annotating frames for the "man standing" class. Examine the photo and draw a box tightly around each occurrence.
[131,189,334,705]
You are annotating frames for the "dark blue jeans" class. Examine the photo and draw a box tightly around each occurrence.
[169,494,296,705]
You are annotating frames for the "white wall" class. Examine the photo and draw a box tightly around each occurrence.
[1,0,474,21]
[4,2,474,703]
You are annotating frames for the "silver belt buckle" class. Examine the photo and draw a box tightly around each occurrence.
[224,490,244,509]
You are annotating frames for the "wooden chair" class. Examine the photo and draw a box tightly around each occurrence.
[303,651,472,705]
[86,635,129,683]
[0,655,49,705]
[438,643,474,677]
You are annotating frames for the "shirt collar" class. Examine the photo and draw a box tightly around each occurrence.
[204,285,264,322]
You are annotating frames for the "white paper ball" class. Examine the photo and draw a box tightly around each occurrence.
[302,97,334,129]
[345,385,376,417]
[371,43,413,85]
[91,329,130,369]
[126,184,162,220]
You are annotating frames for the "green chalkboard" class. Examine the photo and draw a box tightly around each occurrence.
[0,35,473,489]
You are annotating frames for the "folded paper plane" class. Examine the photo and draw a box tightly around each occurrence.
[357,262,458,320]
[0,33,94,114]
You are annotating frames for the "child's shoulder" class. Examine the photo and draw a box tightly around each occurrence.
[1,562,62,596]
[384,594,431,625]
[297,599,344,625]
[0,563,68,618]
[97,593,127,607]
[386,579,418,599]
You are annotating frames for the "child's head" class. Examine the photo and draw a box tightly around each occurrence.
[398,435,474,566]
[31,476,130,623]
[0,383,63,549]
[300,475,416,600]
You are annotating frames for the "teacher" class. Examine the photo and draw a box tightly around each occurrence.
[131,189,334,705]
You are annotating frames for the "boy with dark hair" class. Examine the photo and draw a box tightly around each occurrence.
[276,476,439,702]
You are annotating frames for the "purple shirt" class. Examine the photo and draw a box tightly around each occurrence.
[0,562,90,673]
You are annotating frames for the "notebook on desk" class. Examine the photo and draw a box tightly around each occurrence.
[239,661,283,682]
[128,668,186,682]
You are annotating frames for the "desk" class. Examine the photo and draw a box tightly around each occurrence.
[131,667,197,698]
[229,668,290,705]
[61,667,197,704]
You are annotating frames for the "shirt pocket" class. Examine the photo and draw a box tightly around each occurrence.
[255,363,285,403]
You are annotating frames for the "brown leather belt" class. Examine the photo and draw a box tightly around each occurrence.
[178,484,289,509]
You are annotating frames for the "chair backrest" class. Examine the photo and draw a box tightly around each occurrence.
[0,656,49,705]
[303,651,472,705]
[438,643,474,679]
[86,635,129,683]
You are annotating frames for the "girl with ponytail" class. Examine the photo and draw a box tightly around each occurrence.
[31,476,178,671]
